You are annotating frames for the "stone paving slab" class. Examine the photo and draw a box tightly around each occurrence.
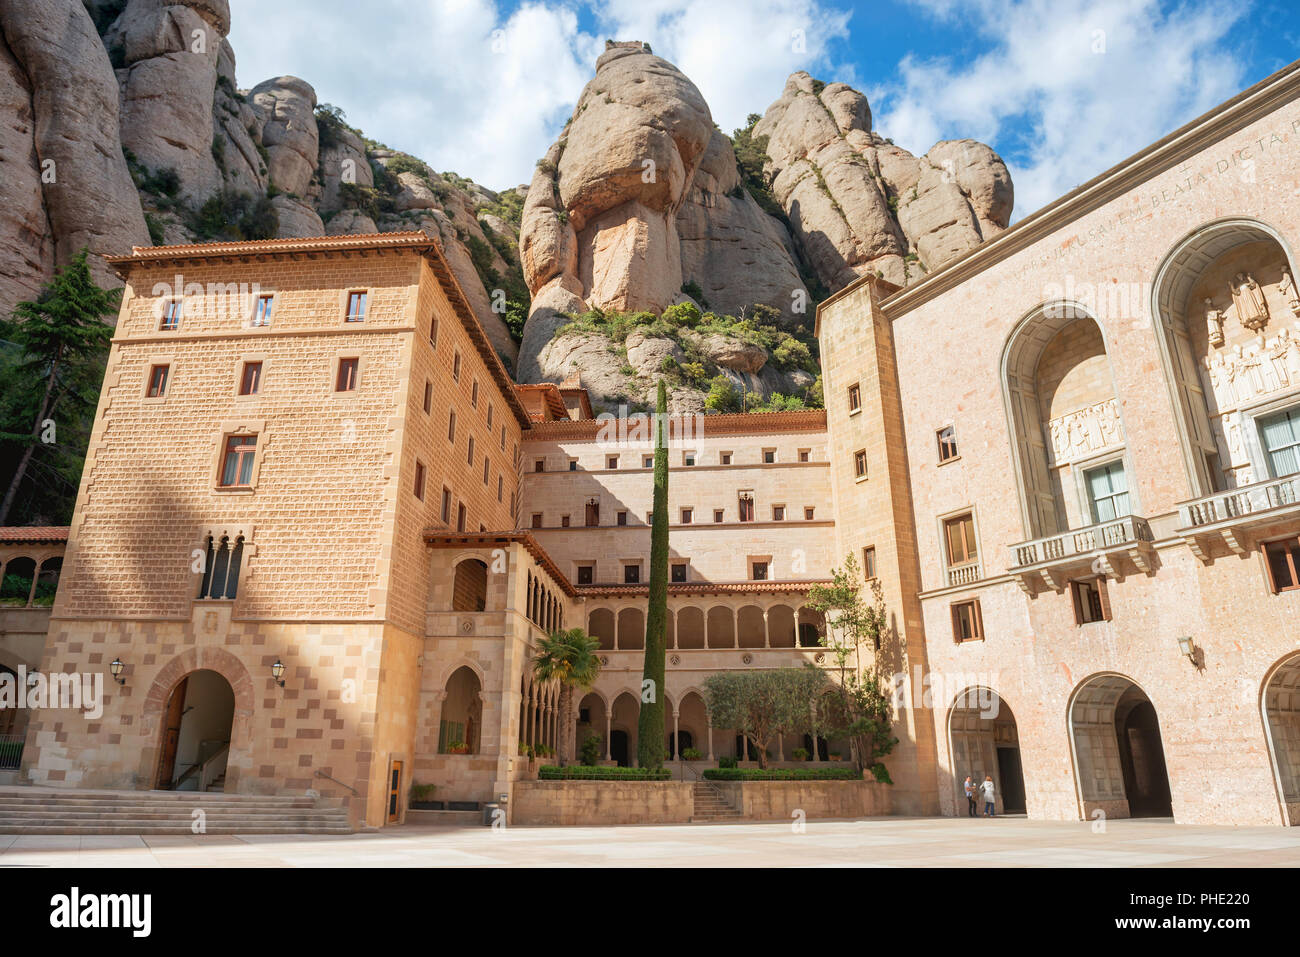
[0,816,1296,867]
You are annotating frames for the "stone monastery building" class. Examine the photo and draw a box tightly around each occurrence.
[3,61,1300,829]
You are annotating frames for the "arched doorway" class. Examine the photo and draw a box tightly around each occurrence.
[1263,652,1300,825]
[949,687,1026,815]
[610,692,639,766]
[440,666,482,753]
[155,670,235,791]
[610,730,629,767]
[1070,674,1172,819]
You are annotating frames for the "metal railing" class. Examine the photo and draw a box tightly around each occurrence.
[1177,473,1300,529]
[1011,514,1154,568]
[0,734,22,771]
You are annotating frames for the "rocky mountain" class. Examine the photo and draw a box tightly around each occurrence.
[1,6,1012,406]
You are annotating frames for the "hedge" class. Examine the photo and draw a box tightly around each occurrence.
[538,765,671,781]
[702,767,863,781]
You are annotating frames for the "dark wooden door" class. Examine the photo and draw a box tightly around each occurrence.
[155,676,188,789]
[388,761,403,823]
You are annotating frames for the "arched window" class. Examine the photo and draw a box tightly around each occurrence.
[198,535,245,600]
[451,559,488,612]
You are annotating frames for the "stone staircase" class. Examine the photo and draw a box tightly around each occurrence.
[691,781,743,823]
[0,786,352,835]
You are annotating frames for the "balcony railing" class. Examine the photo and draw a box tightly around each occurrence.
[945,561,982,588]
[1176,473,1300,560]
[1009,514,1154,596]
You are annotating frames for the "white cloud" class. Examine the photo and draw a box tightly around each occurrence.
[872,0,1252,220]
[227,0,851,191]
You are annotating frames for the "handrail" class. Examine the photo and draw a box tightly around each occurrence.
[314,769,359,796]
[1010,514,1153,568]
[171,738,229,790]
[678,759,733,807]
[1177,472,1300,529]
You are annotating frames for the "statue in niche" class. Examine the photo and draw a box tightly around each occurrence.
[1266,331,1291,389]
[1230,271,1269,332]
[1232,343,1266,400]
[1203,354,1231,410]
[1204,297,1226,347]
[1280,266,1300,317]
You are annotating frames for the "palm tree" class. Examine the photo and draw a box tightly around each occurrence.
[532,627,602,765]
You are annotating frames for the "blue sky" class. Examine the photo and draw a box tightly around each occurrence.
[229,0,1300,219]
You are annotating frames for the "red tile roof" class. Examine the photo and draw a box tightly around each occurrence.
[577,579,832,598]
[0,526,70,544]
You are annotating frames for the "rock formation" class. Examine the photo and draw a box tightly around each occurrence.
[754,72,1013,288]
[518,41,813,384]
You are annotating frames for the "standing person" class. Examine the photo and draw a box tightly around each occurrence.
[981,775,996,817]
[963,776,977,817]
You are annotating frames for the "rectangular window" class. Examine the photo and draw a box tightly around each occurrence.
[429,316,439,346]
[616,510,628,526]
[623,564,640,584]
[772,505,785,521]
[146,363,170,398]
[487,404,494,429]
[738,495,754,522]
[452,351,461,382]
[467,435,475,466]
[423,380,432,413]
[938,426,959,463]
[714,509,724,523]
[497,474,503,502]
[531,513,543,529]
[607,455,619,470]
[345,291,366,322]
[798,449,810,462]
[643,455,654,468]
[197,532,245,600]
[680,508,693,524]
[482,456,489,484]
[951,600,984,642]
[471,380,479,408]
[751,561,769,581]
[561,514,570,527]
[456,503,466,532]
[160,299,182,331]
[671,563,687,583]
[500,426,506,451]
[413,461,426,500]
[219,434,257,488]
[684,452,696,467]
[441,487,452,523]
[1085,461,1130,523]
[854,450,868,478]
[862,546,876,579]
[336,357,359,392]
[848,383,861,412]
[763,449,776,464]
[577,565,594,585]
[569,459,578,471]
[1259,407,1300,478]
[585,501,599,526]
[804,506,815,520]
[535,459,545,472]
[1265,537,1300,593]
[239,361,262,396]
[448,410,456,443]
[251,294,273,327]
[645,512,652,524]
[944,513,978,567]
[1071,577,1111,624]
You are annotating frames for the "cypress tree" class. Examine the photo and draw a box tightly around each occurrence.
[637,379,670,768]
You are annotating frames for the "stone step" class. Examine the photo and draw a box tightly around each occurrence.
[0,824,354,835]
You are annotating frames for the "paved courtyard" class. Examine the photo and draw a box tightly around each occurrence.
[1,816,1298,867]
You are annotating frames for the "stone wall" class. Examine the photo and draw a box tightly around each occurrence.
[712,780,892,820]
[511,780,694,825]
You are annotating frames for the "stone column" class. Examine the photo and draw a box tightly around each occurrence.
[425,689,447,755]
[763,607,770,648]
[604,709,612,761]
[672,709,680,760]
[705,711,714,761]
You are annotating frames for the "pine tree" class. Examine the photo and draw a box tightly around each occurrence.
[0,250,118,524]
[637,379,670,768]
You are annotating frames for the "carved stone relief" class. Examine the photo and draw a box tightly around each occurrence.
[1046,397,1124,465]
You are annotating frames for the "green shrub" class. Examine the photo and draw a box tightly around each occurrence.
[538,765,671,781]
[580,733,603,766]
[681,747,703,761]
[702,768,862,781]
[718,756,738,769]
[792,747,809,761]
[704,376,741,414]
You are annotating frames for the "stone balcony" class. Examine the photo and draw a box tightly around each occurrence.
[1175,473,1300,561]
[1009,514,1156,596]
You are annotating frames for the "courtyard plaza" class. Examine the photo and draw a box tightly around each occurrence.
[1,816,1297,868]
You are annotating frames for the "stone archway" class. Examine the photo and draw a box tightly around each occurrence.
[948,687,1026,815]
[1262,651,1300,825]
[1069,673,1172,819]
[141,648,254,793]
[154,669,236,791]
